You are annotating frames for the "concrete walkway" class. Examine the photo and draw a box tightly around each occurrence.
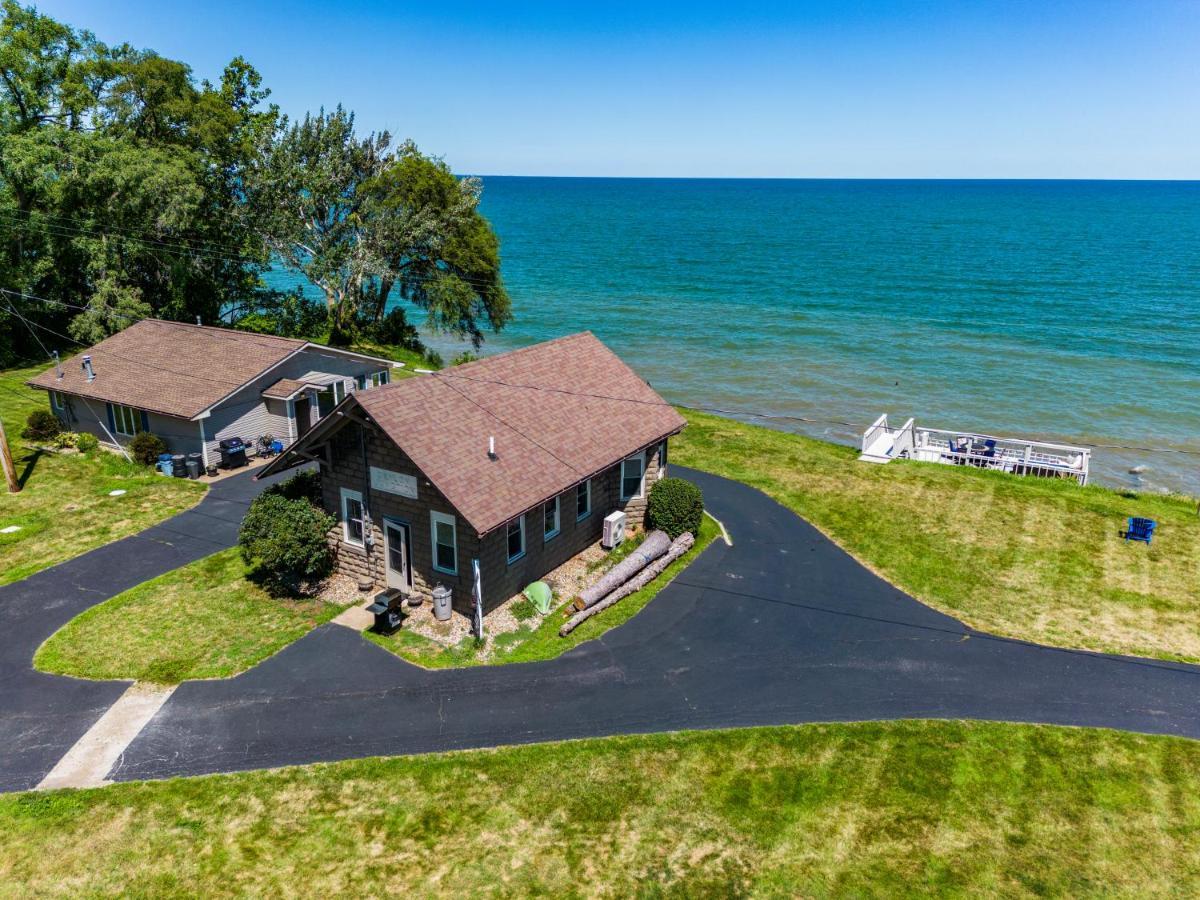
[37,684,175,790]
[3,465,1199,791]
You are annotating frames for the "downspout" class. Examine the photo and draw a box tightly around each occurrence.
[198,417,210,469]
[358,420,375,582]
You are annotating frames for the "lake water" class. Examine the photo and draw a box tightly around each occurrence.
[271,178,1200,494]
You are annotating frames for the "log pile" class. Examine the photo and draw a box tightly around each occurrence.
[560,531,695,636]
[572,529,671,612]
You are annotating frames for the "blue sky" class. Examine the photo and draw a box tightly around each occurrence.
[36,0,1200,178]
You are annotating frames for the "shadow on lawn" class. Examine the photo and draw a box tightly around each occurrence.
[17,448,44,489]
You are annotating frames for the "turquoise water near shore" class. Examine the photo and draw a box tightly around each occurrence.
[274,178,1200,493]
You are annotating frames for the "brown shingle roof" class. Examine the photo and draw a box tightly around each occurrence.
[261,378,309,400]
[27,319,307,419]
[354,332,686,535]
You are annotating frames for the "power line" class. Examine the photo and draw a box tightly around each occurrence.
[434,368,1200,458]
[0,300,255,392]
[0,213,506,291]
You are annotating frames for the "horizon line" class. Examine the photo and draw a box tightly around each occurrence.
[464,174,1200,183]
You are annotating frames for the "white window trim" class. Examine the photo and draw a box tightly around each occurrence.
[576,478,592,521]
[371,369,389,387]
[51,390,66,412]
[658,441,667,479]
[621,454,645,501]
[506,514,526,564]
[340,488,365,547]
[430,510,458,575]
[543,496,560,542]
[113,403,139,438]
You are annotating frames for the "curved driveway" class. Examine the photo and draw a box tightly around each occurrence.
[3,467,1199,790]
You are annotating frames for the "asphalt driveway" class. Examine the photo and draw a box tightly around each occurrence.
[113,468,1200,783]
[2,465,1198,791]
[0,469,285,792]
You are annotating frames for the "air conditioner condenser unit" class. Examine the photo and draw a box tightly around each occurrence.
[602,510,627,549]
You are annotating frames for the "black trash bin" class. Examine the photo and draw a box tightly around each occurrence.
[170,454,186,477]
[185,459,201,479]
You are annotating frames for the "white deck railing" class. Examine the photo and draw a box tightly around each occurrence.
[912,426,1090,484]
[860,414,1091,485]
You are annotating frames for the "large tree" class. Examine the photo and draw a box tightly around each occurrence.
[0,1,276,363]
[247,106,510,347]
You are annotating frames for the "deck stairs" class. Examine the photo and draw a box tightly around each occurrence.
[858,414,914,464]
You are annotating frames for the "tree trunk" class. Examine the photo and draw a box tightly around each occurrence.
[575,530,671,610]
[560,532,694,636]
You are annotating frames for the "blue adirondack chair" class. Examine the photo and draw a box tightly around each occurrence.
[1125,517,1156,544]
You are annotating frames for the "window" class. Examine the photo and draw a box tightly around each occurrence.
[621,454,645,500]
[543,496,560,541]
[50,390,66,412]
[371,369,390,387]
[576,479,591,521]
[658,441,667,479]
[355,374,367,391]
[317,381,348,417]
[112,403,140,437]
[431,511,457,574]
[506,515,526,563]
[341,488,365,546]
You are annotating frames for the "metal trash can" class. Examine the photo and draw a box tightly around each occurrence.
[170,454,186,477]
[158,452,174,477]
[185,459,201,479]
[186,451,203,473]
[432,584,452,622]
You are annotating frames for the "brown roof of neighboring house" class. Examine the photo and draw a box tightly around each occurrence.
[27,320,318,420]
[348,332,686,535]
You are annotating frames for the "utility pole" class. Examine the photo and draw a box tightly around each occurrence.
[0,415,19,494]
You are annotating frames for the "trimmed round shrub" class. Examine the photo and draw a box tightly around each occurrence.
[128,431,167,466]
[239,493,336,593]
[53,431,79,449]
[76,432,99,453]
[22,409,61,441]
[646,476,704,540]
[263,467,322,505]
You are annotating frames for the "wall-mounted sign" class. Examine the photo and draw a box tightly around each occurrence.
[370,466,418,499]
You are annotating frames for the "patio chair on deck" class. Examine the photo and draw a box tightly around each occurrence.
[1124,517,1157,545]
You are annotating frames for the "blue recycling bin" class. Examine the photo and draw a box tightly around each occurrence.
[157,453,174,477]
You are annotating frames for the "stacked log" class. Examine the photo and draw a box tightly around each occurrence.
[560,531,695,636]
[573,529,671,612]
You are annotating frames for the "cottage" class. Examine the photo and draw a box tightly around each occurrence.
[26,319,397,467]
[258,332,687,617]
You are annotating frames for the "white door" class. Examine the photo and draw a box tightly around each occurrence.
[383,519,411,591]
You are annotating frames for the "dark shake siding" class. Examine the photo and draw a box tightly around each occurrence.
[323,431,667,615]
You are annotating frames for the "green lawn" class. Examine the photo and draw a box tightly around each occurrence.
[367,515,721,668]
[4,720,1199,896]
[673,409,1200,663]
[34,548,341,683]
[0,362,206,585]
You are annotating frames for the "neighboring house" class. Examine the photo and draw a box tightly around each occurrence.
[259,332,687,617]
[27,319,398,467]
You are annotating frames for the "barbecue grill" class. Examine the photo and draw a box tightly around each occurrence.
[218,437,248,469]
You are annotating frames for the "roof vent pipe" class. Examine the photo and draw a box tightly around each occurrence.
[53,350,62,380]
[488,436,496,460]
[81,355,95,382]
